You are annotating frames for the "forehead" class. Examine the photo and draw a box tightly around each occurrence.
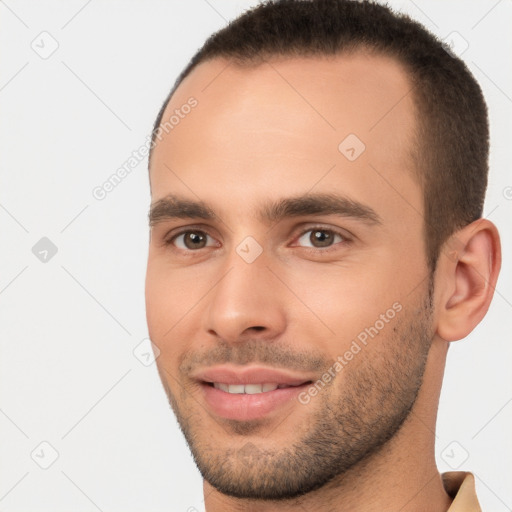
[149,53,421,225]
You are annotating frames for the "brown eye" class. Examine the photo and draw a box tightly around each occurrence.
[297,229,344,248]
[173,231,211,250]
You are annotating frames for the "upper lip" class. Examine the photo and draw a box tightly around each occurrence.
[192,365,314,386]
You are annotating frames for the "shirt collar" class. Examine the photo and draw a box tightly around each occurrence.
[443,472,481,511]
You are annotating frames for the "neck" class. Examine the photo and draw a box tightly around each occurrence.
[204,338,452,512]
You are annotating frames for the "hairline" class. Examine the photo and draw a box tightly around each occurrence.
[149,47,423,179]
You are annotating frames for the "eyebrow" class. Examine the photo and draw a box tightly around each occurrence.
[148,193,382,227]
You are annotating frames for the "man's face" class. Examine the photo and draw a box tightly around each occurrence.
[146,54,435,499]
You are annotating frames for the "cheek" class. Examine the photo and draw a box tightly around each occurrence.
[145,261,167,334]
[145,258,188,343]
[146,253,192,305]
[145,257,211,361]
[285,259,400,334]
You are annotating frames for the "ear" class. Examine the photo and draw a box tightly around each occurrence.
[435,219,501,342]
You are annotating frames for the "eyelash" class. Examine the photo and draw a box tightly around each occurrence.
[164,225,351,254]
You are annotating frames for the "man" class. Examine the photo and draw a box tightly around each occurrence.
[145,0,501,510]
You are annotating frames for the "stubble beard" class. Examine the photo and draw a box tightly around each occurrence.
[158,283,434,501]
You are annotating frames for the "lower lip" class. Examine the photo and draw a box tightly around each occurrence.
[201,383,311,421]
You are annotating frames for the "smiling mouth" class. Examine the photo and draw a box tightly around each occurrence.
[199,378,314,421]
[206,382,313,394]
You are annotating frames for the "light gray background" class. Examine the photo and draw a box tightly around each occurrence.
[0,1,510,510]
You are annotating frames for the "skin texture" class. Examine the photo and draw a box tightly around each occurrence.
[145,53,501,511]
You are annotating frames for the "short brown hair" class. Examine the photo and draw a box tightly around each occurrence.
[151,0,489,272]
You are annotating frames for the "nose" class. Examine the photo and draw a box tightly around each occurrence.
[202,251,287,343]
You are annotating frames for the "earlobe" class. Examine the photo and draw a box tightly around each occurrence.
[436,219,501,342]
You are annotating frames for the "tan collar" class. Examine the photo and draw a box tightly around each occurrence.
[443,472,481,511]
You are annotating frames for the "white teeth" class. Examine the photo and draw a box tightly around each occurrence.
[245,384,263,394]
[228,384,245,394]
[212,383,280,394]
